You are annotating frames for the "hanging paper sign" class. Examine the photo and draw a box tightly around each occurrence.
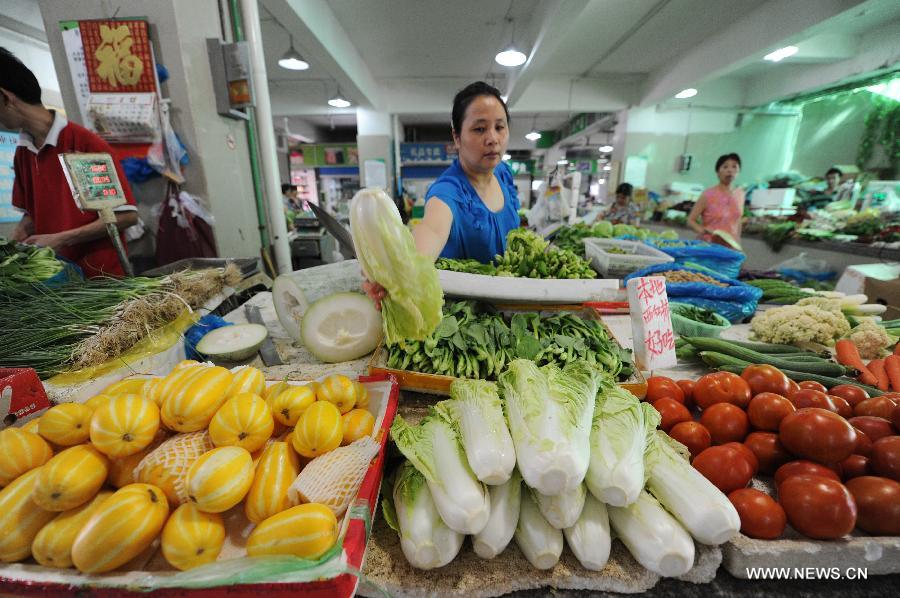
[626,276,676,370]
[79,19,156,93]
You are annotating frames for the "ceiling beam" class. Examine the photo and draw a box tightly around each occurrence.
[503,0,592,108]
[639,0,867,106]
[260,0,383,109]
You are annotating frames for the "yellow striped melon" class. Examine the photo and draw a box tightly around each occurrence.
[161,366,234,432]
[341,408,375,445]
[22,417,41,435]
[0,468,57,562]
[0,427,53,486]
[245,441,301,523]
[184,446,254,513]
[150,364,205,408]
[142,377,164,407]
[291,401,342,458]
[174,359,200,370]
[246,503,338,559]
[263,380,290,403]
[31,489,114,568]
[270,385,316,426]
[107,430,167,488]
[100,378,149,397]
[135,431,215,506]
[38,403,93,446]
[161,503,225,570]
[208,393,273,452]
[226,366,266,398]
[354,381,370,409]
[84,393,113,412]
[316,375,357,414]
[32,444,109,511]
[71,483,169,573]
[90,394,161,458]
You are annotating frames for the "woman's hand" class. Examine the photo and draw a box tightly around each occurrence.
[362,279,387,311]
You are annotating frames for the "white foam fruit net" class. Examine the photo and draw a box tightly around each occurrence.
[134,430,215,504]
[288,436,380,517]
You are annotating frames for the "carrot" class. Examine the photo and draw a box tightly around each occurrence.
[835,339,878,386]
[867,359,889,391]
[894,342,900,356]
[885,355,900,392]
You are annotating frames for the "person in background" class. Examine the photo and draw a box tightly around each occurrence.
[824,167,842,198]
[281,183,300,211]
[1,47,138,277]
[687,153,745,246]
[605,182,640,225]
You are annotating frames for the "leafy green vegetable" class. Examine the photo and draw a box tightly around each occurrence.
[0,238,65,287]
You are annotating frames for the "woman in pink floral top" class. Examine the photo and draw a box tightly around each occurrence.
[687,153,745,246]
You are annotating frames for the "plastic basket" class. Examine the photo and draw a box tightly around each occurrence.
[669,302,731,338]
[583,238,673,278]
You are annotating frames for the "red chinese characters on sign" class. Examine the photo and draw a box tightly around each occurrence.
[627,275,677,369]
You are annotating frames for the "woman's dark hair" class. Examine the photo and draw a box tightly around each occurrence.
[826,167,842,177]
[615,183,633,197]
[451,81,509,134]
[715,153,742,172]
[0,47,42,105]
[281,183,296,194]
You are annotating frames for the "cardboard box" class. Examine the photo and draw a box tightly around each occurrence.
[836,263,900,295]
[865,276,900,321]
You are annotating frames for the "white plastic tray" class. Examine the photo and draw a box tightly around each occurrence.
[438,270,620,304]
[584,238,673,278]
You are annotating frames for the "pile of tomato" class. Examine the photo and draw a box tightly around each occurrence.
[645,367,900,541]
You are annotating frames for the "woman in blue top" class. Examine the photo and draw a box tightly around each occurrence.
[365,81,520,306]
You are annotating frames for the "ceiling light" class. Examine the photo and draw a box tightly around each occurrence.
[531,180,542,191]
[328,94,351,108]
[675,88,698,99]
[502,153,511,161]
[557,159,569,165]
[495,48,526,67]
[525,130,541,141]
[278,37,309,71]
[764,46,798,62]
[598,179,606,184]
[603,164,611,171]
[500,94,509,103]
[598,145,614,153]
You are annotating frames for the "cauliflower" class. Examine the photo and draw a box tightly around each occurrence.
[750,304,850,346]
[845,319,891,360]
[795,296,843,313]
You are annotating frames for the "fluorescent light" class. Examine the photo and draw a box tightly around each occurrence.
[598,145,614,153]
[525,130,541,141]
[867,79,900,102]
[557,159,568,165]
[500,94,509,103]
[531,180,542,191]
[589,183,599,196]
[495,48,526,67]
[328,95,351,108]
[603,164,611,171]
[598,179,606,184]
[675,88,698,99]
[502,153,511,160]
[764,46,798,62]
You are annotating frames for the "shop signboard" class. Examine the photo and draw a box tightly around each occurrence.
[509,159,537,176]
[290,144,359,167]
[400,143,457,164]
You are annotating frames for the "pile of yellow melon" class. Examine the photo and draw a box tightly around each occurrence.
[0,362,377,574]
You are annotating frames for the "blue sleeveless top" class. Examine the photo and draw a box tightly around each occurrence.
[426,159,520,263]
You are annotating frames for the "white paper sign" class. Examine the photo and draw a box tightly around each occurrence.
[626,276,676,370]
[60,24,93,128]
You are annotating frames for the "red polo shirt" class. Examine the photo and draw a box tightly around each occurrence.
[12,113,137,277]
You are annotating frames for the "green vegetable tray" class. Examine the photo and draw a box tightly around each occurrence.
[583,238,673,278]
[669,302,731,338]
[368,305,647,399]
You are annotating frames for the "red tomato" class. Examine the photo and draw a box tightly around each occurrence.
[839,454,870,481]
[741,365,791,398]
[676,379,696,410]
[700,403,750,445]
[646,376,685,404]
[829,384,870,408]
[778,475,857,540]
[747,393,795,432]
[779,408,857,464]
[692,445,754,493]
[849,416,896,442]
[798,380,828,393]
[774,460,841,486]
[893,403,900,430]
[845,476,900,535]
[829,395,853,419]
[744,432,792,475]
[668,421,711,459]
[724,441,760,476]
[728,488,786,540]
[870,436,900,482]
[694,372,752,410]
[854,429,873,457]
[855,397,898,420]
[790,389,837,413]
[785,379,800,399]
[653,398,692,432]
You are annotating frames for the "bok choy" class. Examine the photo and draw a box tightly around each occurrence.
[473,470,522,559]
[391,413,490,535]
[515,490,563,570]
[563,493,611,571]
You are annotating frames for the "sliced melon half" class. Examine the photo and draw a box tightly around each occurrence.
[300,292,383,363]
[196,323,269,361]
[272,275,309,342]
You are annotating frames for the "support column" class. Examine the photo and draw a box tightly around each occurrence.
[356,107,394,195]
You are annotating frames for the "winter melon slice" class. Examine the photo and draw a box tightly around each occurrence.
[300,292,383,363]
[195,324,268,362]
[272,275,309,342]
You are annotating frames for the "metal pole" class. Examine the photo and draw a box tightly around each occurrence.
[239,0,292,275]
[99,208,134,276]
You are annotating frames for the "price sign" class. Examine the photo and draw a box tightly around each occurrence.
[58,152,127,211]
[627,276,676,370]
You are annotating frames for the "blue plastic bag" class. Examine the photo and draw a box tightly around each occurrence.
[625,263,763,323]
[640,238,746,279]
[41,257,84,287]
[185,315,233,360]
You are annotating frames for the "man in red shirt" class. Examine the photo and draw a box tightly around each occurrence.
[0,47,138,277]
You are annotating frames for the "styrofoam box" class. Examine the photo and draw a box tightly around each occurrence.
[583,238,673,278]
